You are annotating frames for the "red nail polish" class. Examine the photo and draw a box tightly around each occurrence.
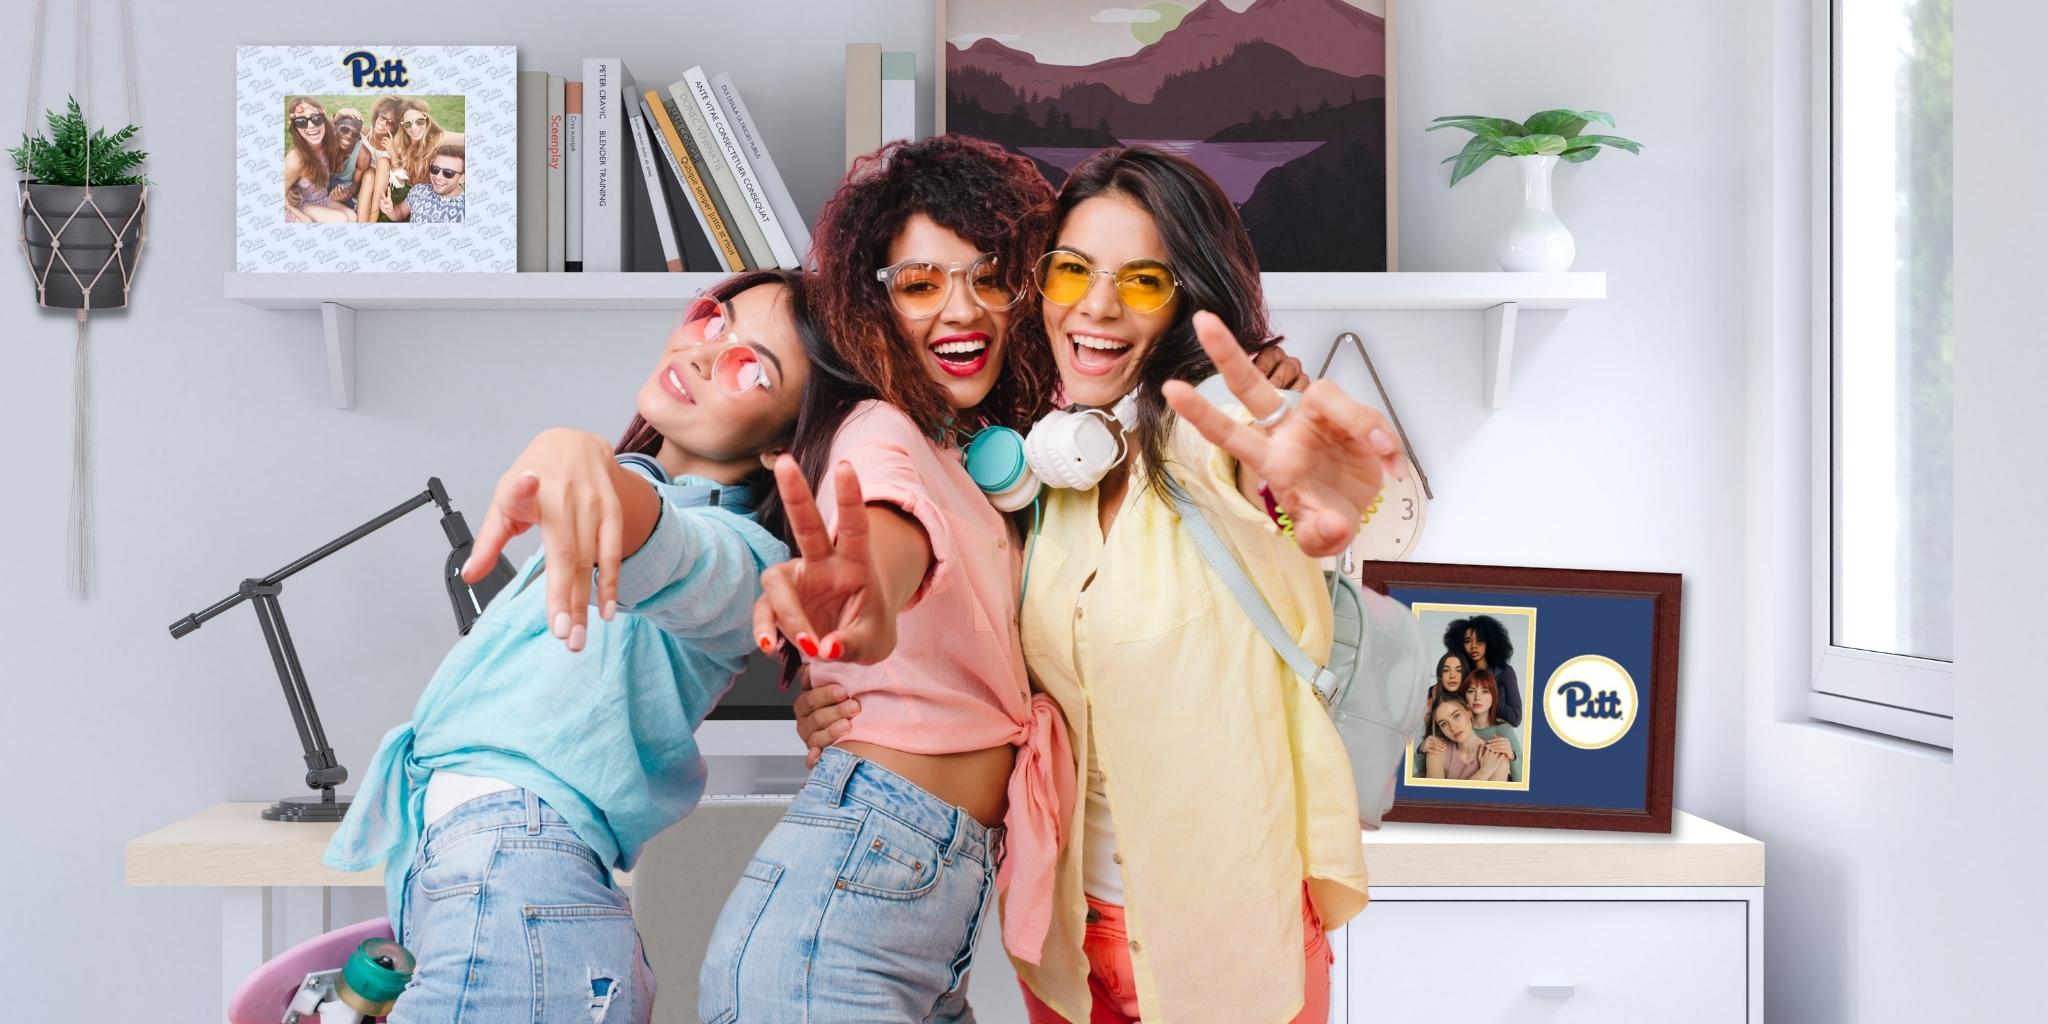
[826,639,843,660]
[797,635,819,658]
[758,634,774,653]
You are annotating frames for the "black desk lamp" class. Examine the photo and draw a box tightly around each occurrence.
[168,478,517,821]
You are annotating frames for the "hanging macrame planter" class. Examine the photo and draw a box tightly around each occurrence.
[20,177,147,310]
[13,0,147,596]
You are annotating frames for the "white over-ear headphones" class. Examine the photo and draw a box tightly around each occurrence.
[963,392,1139,512]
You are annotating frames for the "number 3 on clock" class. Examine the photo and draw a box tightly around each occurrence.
[1345,465,1427,567]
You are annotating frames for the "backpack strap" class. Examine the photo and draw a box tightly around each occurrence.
[1162,472,1341,706]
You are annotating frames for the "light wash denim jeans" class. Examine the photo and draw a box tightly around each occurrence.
[386,787,655,1023]
[698,747,1001,1023]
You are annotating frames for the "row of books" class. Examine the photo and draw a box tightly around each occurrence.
[516,60,811,273]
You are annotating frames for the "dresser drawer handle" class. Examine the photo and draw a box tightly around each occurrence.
[1527,983,1577,1000]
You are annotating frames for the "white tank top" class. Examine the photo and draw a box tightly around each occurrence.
[422,770,518,828]
[1082,733,1125,904]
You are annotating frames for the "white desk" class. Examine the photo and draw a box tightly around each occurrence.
[128,804,1762,1022]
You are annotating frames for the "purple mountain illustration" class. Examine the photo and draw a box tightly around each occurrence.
[950,0,1385,105]
[945,0,1390,271]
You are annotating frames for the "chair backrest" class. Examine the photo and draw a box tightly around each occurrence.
[227,917,394,1024]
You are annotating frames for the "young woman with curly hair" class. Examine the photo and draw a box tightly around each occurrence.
[696,134,1073,1023]
[1446,614,1522,727]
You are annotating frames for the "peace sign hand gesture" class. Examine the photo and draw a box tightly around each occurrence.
[1161,311,1409,558]
[751,456,899,664]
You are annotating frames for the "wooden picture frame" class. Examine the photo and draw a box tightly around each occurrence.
[1359,561,1682,833]
[934,0,1399,270]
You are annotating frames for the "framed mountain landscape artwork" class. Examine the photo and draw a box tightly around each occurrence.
[939,0,1396,271]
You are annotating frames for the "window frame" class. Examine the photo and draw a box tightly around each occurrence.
[1808,0,1953,748]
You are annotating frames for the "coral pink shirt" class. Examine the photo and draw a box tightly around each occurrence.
[812,401,1074,964]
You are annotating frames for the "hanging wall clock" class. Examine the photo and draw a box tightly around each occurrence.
[1321,332,1431,572]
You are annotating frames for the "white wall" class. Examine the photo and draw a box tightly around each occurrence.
[1345,0,1753,828]
[1741,0,2040,1019]
[0,2,1755,1018]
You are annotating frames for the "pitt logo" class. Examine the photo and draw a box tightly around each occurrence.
[343,51,409,89]
[1542,655,1638,750]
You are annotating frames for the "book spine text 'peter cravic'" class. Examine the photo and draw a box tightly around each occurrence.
[581,58,637,273]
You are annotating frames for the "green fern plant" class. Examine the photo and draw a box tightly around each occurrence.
[1428,109,1641,187]
[10,96,149,186]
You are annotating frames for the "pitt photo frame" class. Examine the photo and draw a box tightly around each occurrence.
[1360,562,1682,833]
[236,45,517,272]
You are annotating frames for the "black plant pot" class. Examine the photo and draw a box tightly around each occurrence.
[19,181,148,310]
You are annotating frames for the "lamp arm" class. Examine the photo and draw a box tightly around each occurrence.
[168,481,446,639]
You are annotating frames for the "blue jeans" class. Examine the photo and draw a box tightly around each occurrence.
[698,747,1001,1023]
[387,788,655,1023]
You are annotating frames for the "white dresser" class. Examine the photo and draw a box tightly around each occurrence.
[1329,811,1764,1022]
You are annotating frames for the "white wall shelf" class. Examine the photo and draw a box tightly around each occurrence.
[224,271,1606,409]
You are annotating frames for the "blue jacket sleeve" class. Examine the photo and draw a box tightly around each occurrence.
[613,483,787,656]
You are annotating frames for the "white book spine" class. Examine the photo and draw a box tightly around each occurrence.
[546,74,566,272]
[565,82,582,270]
[581,58,627,273]
[881,52,915,145]
[627,110,683,272]
[645,97,734,273]
[683,67,798,270]
[713,72,812,266]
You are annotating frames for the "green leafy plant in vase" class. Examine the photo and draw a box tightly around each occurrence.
[11,96,150,309]
[1427,109,1641,272]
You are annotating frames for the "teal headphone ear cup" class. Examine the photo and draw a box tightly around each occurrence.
[965,427,1041,511]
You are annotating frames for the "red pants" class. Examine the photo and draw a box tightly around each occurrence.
[1019,888,1332,1023]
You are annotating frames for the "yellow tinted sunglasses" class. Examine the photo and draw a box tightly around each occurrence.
[1033,250,1178,314]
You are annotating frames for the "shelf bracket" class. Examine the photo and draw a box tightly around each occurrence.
[1482,301,1519,409]
[321,302,356,410]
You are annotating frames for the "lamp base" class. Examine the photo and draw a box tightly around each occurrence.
[263,795,351,822]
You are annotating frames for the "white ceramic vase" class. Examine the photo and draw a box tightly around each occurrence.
[1494,154,1576,272]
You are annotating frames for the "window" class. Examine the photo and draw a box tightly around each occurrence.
[1814,0,1953,747]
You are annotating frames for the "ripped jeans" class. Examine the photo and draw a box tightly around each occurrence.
[386,788,655,1023]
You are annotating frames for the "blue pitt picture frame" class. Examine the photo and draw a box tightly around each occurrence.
[1361,562,1682,833]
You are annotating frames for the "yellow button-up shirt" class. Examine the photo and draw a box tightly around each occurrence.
[1010,418,1370,1023]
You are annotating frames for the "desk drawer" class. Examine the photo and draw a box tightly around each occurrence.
[1345,900,1746,1022]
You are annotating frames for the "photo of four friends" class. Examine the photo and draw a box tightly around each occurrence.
[1408,610,1533,788]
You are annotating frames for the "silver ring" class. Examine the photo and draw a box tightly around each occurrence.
[1251,390,1302,429]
